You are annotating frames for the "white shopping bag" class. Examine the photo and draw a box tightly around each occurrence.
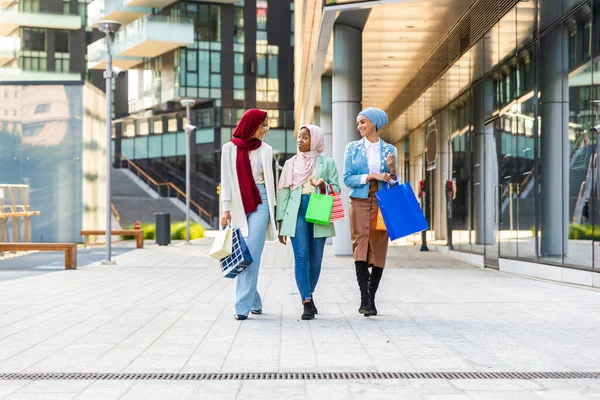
[209,226,233,260]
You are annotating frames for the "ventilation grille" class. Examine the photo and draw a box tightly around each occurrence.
[1,372,598,381]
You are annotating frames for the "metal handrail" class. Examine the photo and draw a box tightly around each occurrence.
[114,154,212,221]
[111,202,120,222]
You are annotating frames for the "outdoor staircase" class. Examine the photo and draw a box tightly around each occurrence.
[110,168,190,228]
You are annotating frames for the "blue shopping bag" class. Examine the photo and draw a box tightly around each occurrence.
[219,227,253,278]
[375,182,429,241]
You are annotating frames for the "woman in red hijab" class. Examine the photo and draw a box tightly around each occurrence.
[220,109,277,320]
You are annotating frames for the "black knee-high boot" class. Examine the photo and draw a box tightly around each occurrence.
[355,261,371,315]
[368,267,383,316]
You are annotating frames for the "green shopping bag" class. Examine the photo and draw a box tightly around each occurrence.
[305,186,334,226]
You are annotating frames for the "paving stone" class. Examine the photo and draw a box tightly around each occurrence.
[0,240,598,398]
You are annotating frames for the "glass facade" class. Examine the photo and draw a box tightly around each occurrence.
[0,84,106,243]
[0,0,85,76]
[400,0,600,271]
[113,0,295,227]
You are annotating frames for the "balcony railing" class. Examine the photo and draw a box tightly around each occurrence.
[0,9,81,35]
[122,0,178,7]
[0,68,80,82]
[128,77,182,113]
[87,37,142,70]
[115,15,193,58]
[87,37,107,64]
[0,36,19,65]
[87,0,151,27]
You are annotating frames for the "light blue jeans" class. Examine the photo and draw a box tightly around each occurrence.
[290,194,326,301]
[235,184,269,316]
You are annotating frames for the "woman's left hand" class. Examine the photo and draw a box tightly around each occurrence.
[386,154,395,169]
[386,154,396,177]
[310,178,327,192]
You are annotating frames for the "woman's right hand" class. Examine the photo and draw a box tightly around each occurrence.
[278,221,287,245]
[368,173,391,182]
[220,211,231,228]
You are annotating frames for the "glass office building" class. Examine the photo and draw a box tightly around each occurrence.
[88,0,296,226]
[1,0,107,243]
[296,0,600,285]
[0,0,88,81]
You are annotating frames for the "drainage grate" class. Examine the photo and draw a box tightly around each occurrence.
[0,372,599,381]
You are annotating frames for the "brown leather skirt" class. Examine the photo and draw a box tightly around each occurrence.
[349,180,389,268]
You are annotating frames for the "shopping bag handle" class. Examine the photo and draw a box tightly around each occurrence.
[385,180,398,189]
[316,183,331,196]
[327,183,336,196]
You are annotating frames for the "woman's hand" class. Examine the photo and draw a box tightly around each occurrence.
[220,211,231,228]
[278,221,287,245]
[368,173,391,182]
[386,154,396,177]
[310,177,327,193]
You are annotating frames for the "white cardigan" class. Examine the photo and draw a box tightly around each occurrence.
[220,141,277,240]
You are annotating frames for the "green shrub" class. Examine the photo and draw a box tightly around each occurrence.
[170,221,205,240]
[141,223,156,240]
[120,221,204,241]
[568,223,600,240]
[569,224,586,240]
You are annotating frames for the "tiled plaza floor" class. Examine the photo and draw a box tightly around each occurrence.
[0,238,600,399]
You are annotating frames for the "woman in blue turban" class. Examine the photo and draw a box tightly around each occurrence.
[342,107,398,317]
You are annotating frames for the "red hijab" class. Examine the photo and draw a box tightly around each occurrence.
[230,108,267,215]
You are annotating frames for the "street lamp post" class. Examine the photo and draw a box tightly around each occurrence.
[98,20,121,265]
[181,99,196,244]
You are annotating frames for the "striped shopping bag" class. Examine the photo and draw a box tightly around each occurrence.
[328,185,345,222]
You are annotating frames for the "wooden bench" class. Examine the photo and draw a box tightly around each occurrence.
[0,184,40,243]
[80,230,144,249]
[0,211,41,242]
[0,243,77,270]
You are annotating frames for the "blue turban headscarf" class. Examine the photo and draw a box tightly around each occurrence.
[358,107,388,131]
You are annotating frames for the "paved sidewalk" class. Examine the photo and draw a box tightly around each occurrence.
[0,239,600,399]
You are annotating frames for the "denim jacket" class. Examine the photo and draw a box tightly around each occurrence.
[343,137,399,199]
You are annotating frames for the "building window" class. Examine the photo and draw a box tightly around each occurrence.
[78,0,88,24]
[55,31,70,53]
[55,53,70,73]
[257,1,268,44]
[255,2,279,104]
[21,55,47,71]
[234,7,244,44]
[234,53,244,75]
[180,47,221,99]
[34,103,50,114]
[256,46,279,104]
[20,0,39,12]
[184,3,221,42]
[22,28,46,52]
[290,1,294,47]
[257,1,267,32]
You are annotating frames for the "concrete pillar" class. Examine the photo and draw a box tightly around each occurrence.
[540,27,568,257]
[473,80,496,245]
[433,110,449,240]
[332,23,362,256]
[321,75,333,158]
